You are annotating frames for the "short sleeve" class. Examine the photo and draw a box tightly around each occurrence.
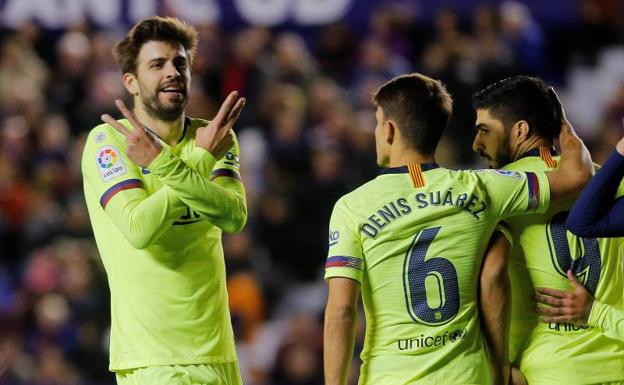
[324,198,364,283]
[480,169,550,219]
[494,221,513,248]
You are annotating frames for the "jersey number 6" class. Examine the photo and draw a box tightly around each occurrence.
[403,227,460,325]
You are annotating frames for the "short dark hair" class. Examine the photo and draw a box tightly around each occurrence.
[373,73,453,155]
[473,76,562,140]
[113,16,198,74]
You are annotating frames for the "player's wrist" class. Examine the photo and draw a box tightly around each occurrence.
[145,146,171,172]
[491,365,511,385]
[143,146,163,168]
[195,140,220,158]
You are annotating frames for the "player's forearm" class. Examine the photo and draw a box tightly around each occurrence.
[96,184,186,249]
[481,283,511,385]
[479,236,511,385]
[588,299,624,342]
[324,306,357,385]
[186,145,218,175]
[566,150,624,237]
[148,149,247,233]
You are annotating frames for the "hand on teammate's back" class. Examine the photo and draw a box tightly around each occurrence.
[533,270,593,324]
[101,99,162,168]
[196,91,246,160]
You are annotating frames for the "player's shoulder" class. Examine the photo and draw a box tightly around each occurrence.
[332,176,386,215]
[504,156,550,172]
[84,121,128,148]
[81,121,129,171]
[187,117,209,127]
[469,168,525,181]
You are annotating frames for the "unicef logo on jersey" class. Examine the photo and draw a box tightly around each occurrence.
[328,230,340,247]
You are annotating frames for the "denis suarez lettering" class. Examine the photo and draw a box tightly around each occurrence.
[360,191,488,239]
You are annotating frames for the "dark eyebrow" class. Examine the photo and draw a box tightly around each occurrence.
[475,123,488,131]
[148,57,166,65]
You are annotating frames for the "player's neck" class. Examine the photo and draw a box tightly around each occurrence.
[133,104,185,146]
[388,148,436,167]
[512,137,552,161]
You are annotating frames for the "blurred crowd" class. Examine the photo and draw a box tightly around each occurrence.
[1,1,624,384]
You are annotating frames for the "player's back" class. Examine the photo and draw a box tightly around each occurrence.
[325,163,550,385]
[504,147,624,385]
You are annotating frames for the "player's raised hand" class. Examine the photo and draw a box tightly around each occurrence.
[546,87,593,198]
[533,270,593,324]
[101,99,162,168]
[549,87,593,170]
[196,91,246,160]
[548,87,582,156]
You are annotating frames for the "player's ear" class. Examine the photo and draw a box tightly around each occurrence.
[512,120,530,143]
[122,73,140,96]
[385,119,396,145]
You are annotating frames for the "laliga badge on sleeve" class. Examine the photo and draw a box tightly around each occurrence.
[96,145,127,182]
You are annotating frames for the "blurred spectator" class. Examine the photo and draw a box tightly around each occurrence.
[500,1,546,74]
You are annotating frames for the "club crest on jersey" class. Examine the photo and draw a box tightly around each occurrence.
[491,169,522,179]
[96,145,127,182]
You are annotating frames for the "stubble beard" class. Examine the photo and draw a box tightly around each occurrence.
[142,91,187,122]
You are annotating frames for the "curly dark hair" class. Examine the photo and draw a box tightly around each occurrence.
[112,16,198,74]
[473,76,563,140]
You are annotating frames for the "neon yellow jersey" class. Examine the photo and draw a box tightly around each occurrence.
[504,147,624,385]
[324,163,550,385]
[588,299,624,342]
[82,118,246,371]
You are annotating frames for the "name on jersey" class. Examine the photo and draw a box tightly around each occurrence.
[360,191,488,239]
[397,328,467,351]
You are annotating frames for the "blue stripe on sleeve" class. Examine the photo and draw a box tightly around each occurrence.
[526,172,540,211]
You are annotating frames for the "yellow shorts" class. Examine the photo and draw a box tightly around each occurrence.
[115,362,242,385]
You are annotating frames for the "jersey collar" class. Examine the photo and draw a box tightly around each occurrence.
[142,117,189,146]
[379,162,440,175]
[517,146,558,160]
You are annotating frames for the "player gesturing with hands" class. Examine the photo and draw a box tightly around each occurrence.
[195,90,245,159]
[101,99,162,168]
[102,91,245,168]
[82,17,246,385]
